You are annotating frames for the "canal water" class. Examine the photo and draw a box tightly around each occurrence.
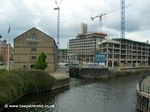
[4,75,142,112]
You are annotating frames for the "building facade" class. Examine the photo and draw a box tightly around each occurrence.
[81,23,87,34]
[68,32,107,62]
[98,38,150,68]
[0,40,13,69]
[59,49,68,62]
[13,27,58,72]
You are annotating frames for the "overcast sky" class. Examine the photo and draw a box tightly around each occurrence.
[0,0,150,48]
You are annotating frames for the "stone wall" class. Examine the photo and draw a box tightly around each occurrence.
[79,68,109,78]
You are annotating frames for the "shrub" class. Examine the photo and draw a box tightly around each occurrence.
[0,69,7,74]
[35,52,47,70]
[0,70,56,109]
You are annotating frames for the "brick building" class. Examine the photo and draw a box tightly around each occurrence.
[0,40,13,68]
[13,27,58,72]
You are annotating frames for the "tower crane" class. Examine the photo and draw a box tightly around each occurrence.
[121,0,125,38]
[91,11,114,31]
[54,0,62,64]
[54,0,60,48]
[91,4,131,32]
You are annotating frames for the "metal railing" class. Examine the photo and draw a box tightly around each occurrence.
[139,84,150,94]
[81,64,106,68]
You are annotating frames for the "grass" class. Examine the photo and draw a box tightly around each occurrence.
[0,69,7,74]
[0,69,56,109]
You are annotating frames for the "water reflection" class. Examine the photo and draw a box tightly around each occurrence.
[3,75,142,112]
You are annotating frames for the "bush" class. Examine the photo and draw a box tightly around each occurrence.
[0,70,56,108]
[35,52,47,70]
[0,69,7,74]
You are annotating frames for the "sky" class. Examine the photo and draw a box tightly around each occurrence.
[0,0,150,48]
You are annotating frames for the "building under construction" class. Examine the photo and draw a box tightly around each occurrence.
[68,24,107,62]
[98,38,150,68]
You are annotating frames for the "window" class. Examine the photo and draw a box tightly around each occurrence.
[31,33,36,42]
[31,48,37,52]
[31,64,35,69]
[31,56,36,60]
[23,65,27,69]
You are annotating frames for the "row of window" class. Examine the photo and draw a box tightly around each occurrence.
[69,43,96,47]
[23,64,35,69]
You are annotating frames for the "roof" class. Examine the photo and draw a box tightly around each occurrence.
[113,38,150,45]
[78,32,107,36]
[91,32,107,36]
[99,39,121,45]
[14,27,57,48]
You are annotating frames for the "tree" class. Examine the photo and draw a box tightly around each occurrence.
[35,52,47,70]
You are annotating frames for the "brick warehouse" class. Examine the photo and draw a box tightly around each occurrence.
[13,27,58,72]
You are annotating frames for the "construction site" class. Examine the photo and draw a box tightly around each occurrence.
[67,0,150,68]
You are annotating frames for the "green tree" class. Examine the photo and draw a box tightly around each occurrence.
[35,52,47,70]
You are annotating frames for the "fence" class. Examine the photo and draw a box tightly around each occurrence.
[139,84,150,94]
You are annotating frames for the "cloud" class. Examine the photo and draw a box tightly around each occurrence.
[0,0,150,48]
[126,30,150,42]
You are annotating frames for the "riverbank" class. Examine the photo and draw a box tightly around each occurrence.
[50,68,70,90]
[69,67,150,79]
[136,74,150,112]
[3,74,141,112]
[0,69,56,111]
[109,67,150,77]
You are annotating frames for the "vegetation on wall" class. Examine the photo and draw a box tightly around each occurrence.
[35,52,48,70]
[0,69,56,109]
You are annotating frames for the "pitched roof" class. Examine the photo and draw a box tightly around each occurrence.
[14,27,57,47]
